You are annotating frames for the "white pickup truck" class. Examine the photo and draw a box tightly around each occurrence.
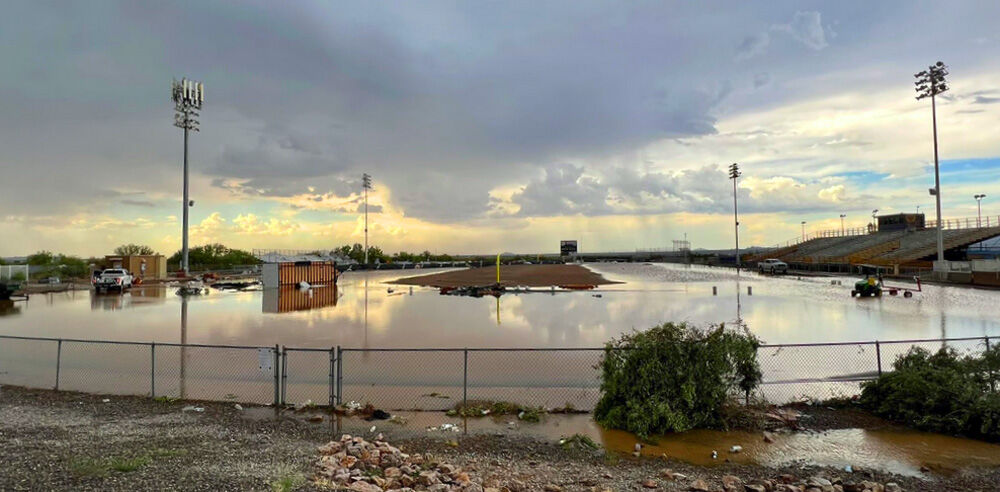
[757,258,789,275]
[94,268,134,293]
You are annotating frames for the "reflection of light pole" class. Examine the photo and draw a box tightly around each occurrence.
[839,214,846,236]
[180,296,188,399]
[362,174,372,265]
[172,78,204,276]
[915,61,949,262]
[975,194,986,228]
[729,163,741,270]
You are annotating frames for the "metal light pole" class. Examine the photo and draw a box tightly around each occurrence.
[915,61,949,262]
[729,163,741,271]
[801,221,806,240]
[872,209,879,233]
[840,214,846,236]
[362,173,372,265]
[975,194,986,228]
[172,78,204,276]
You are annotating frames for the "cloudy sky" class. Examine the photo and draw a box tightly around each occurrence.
[3,1,1000,257]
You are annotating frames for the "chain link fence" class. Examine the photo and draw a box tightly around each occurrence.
[1,334,995,410]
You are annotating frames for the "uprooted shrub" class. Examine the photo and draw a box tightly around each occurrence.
[860,345,1000,441]
[594,322,762,438]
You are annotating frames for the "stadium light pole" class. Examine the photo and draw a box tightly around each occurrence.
[729,163,741,271]
[915,61,949,262]
[975,194,986,228]
[172,78,204,276]
[801,221,806,240]
[872,209,879,232]
[362,173,372,265]
[840,214,846,236]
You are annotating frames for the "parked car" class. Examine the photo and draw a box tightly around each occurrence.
[757,258,789,274]
[94,269,134,293]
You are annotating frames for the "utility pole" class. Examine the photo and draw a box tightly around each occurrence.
[975,194,986,228]
[729,163,741,271]
[172,78,204,276]
[915,61,949,262]
[362,173,372,265]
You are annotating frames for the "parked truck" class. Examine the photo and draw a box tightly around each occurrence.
[93,268,134,293]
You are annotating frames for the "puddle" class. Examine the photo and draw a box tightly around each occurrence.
[243,408,1000,477]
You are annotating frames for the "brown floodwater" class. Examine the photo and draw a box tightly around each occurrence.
[240,409,1000,477]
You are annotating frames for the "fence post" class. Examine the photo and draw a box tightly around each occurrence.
[463,348,468,409]
[273,344,280,406]
[987,336,995,392]
[54,339,62,391]
[329,347,337,407]
[875,341,882,377]
[336,346,343,406]
[281,345,288,406]
[150,342,156,398]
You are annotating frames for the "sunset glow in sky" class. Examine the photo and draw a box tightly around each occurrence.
[3,1,1000,257]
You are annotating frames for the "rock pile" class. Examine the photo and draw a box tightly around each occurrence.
[315,434,484,491]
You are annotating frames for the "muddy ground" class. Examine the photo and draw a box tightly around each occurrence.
[2,385,999,491]
[391,264,620,288]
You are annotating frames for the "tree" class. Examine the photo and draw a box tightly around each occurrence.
[167,243,260,270]
[114,244,156,256]
[27,251,55,266]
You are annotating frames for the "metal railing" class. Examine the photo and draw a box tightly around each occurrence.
[0,334,994,409]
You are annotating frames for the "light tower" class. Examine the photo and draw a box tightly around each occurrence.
[729,163,741,271]
[839,214,846,236]
[172,78,204,276]
[975,194,986,228]
[362,173,373,265]
[915,61,949,262]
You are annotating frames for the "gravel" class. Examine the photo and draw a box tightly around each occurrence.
[2,385,998,491]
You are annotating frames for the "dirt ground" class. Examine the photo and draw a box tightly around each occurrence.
[2,385,999,491]
[391,264,620,288]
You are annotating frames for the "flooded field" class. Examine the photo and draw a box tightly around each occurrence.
[1,263,999,347]
[1,263,999,407]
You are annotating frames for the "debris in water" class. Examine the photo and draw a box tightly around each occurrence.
[711,450,718,459]
[730,445,743,453]
[234,404,243,411]
[101,399,110,403]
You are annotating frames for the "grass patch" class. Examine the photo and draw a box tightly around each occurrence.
[559,433,600,450]
[602,451,621,466]
[449,400,546,421]
[109,456,151,472]
[149,448,188,458]
[270,472,306,492]
[69,458,110,478]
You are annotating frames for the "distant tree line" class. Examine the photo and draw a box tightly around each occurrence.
[167,243,261,270]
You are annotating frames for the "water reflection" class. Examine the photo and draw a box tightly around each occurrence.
[1,264,999,349]
[0,300,20,317]
[262,286,339,314]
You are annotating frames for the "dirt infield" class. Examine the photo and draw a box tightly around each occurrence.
[391,264,620,288]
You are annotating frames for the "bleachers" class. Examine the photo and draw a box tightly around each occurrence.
[761,226,1000,267]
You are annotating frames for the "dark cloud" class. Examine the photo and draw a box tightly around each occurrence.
[973,96,1000,105]
[121,199,156,207]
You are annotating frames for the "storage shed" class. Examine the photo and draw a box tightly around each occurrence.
[104,255,167,280]
[262,261,338,288]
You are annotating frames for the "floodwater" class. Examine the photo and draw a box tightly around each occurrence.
[245,410,1000,477]
[1,263,1000,408]
[2,263,999,347]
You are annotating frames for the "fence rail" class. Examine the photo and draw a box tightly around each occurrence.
[0,334,994,410]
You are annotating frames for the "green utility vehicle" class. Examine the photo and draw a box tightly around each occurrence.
[851,264,883,298]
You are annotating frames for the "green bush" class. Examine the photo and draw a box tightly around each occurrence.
[594,322,762,438]
[860,346,1000,441]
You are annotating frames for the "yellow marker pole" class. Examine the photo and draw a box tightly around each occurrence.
[496,253,501,284]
